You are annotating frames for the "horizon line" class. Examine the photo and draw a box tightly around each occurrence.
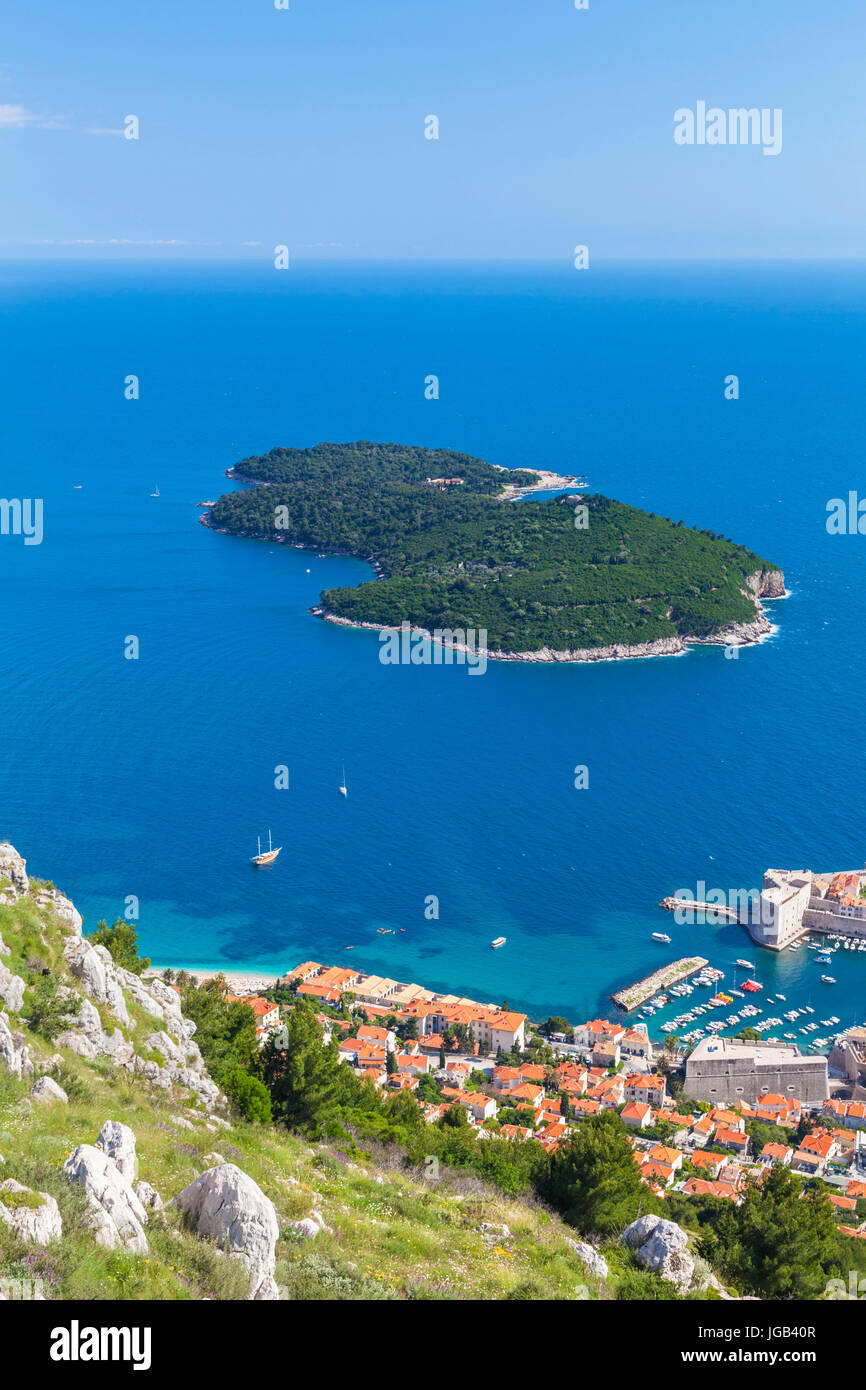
[1,252,866,265]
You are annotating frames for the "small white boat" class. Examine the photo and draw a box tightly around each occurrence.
[339,765,348,798]
[652,932,671,944]
[735,959,754,970]
[150,483,160,498]
[821,975,837,984]
[491,936,507,949]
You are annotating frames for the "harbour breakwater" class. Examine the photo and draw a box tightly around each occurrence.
[611,957,709,1013]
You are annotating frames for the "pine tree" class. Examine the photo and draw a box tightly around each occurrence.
[260,999,352,1135]
[536,1111,649,1236]
[700,1165,843,1299]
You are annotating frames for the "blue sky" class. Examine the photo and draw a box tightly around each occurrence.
[2,0,864,259]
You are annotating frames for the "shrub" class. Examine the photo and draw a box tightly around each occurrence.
[25,976,80,1041]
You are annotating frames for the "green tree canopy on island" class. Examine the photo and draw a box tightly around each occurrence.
[208,441,780,655]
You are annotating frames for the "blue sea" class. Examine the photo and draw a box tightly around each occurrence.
[2,258,865,1043]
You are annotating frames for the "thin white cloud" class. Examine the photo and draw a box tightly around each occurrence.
[0,104,37,127]
[32,238,227,248]
[0,103,70,130]
[84,127,124,137]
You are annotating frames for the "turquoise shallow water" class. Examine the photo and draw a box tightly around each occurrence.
[1,258,865,1041]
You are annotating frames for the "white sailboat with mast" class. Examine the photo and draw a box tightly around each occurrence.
[339,765,348,798]
[250,829,281,866]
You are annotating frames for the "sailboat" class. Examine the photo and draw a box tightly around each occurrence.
[250,829,281,866]
[150,483,160,498]
[338,766,348,798]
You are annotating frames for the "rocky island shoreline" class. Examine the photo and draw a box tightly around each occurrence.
[312,567,786,665]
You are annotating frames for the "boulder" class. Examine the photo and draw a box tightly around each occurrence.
[132,1055,173,1092]
[621,1213,662,1249]
[175,1067,220,1108]
[0,964,25,1014]
[52,893,83,936]
[76,998,104,1044]
[566,1237,609,1281]
[63,937,107,1000]
[33,1053,65,1075]
[149,978,185,1020]
[30,1076,68,1105]
[101,1030,135,1068]
[62,937,129,1027]
[56,998,133,1068]
[621,1215,694,1290]
[288,1217,322,1240]
[0,1179,62,1244]
[0,842,29,899]
[96,1121,138,1181]
[308,1208,333,1236]
[0,1013,33,1079]
[174,1163,279,1300]
[55,1029,98,1062]
[118,971,167,1020]
[133,1180,164,1213]
[62,1144,148,1254]
[31,887,83,937]
[144,1030,184,1068]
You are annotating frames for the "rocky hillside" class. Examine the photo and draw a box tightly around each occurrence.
[0,842,716,1301]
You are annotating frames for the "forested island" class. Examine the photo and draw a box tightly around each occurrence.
[206,441,785,659]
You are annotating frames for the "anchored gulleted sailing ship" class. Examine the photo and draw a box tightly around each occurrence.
[250,829,281,866]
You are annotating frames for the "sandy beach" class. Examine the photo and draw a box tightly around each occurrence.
[495,467,584,501]
[145,966,282,994]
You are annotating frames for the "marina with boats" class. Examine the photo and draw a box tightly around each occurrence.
[622,928,861,1056]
